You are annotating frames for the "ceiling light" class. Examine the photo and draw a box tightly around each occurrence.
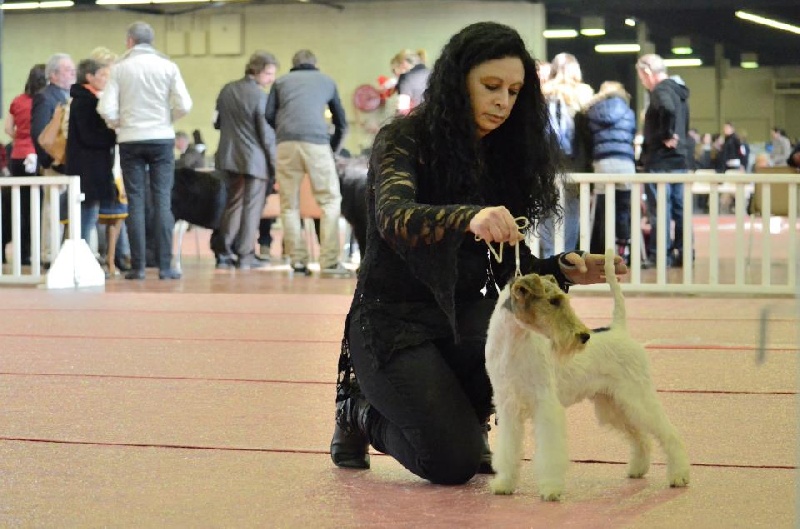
[735,10,800,35]
[580,16,605,37]
[2,0,73,8]
[741,52,759,69]
[625,18,636,27]
[97,0,150,4]
[663,57,703,67]
[97,0,216,3]
[1,2,40,8]
[594,43,641,53]
[671,37,693,55]
[543,29,578,39]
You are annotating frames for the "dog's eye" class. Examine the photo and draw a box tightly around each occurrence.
[550,298,561,307]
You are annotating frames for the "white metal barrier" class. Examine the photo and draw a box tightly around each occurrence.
[0,175,104,288]
[3,171,798,294]
[535,171,799,295]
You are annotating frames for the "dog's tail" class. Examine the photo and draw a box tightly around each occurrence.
[604,248,627,330]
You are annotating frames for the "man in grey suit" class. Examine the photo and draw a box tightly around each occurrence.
[214,51,279,269]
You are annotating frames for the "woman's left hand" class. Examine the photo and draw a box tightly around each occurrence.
[560,252,628,285]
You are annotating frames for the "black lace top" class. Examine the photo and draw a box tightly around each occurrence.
[336,118,568,396]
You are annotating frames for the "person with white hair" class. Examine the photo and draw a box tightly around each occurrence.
[30,53,76,263]
[98,21,192,280]
[636,53,692,267]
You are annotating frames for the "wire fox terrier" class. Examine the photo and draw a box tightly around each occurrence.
[485,250,690,500]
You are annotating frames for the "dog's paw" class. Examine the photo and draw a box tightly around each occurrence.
[668,468,690,488]
[537,480,564,501]
[489,476,516,495]
[539,488,563,502]
[627,459,650,479]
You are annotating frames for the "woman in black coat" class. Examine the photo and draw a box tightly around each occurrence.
[66,58,117,242]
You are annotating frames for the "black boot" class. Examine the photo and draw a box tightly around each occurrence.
[330,396,371,469]
[476,422,495,474]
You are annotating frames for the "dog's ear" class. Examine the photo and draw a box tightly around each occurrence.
[529,274,546,296]
[512,274,544,301]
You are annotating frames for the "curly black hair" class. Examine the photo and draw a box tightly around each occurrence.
[409,21,562,223]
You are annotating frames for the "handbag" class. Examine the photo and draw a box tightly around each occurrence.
[37,103,67,166]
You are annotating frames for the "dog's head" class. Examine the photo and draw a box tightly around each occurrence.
[505,273,591,355]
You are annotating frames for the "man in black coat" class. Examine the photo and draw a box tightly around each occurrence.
[636,54,692,267]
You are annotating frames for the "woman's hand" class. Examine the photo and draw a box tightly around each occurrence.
[559,252,628,285]
[469,206,525,246]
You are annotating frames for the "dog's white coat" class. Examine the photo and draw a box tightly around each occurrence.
[485,251,690,500]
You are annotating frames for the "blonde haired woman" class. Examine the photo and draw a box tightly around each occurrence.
[542,52,594,112]
[390,48,430,114]
[89,46,131,274]
[538,52,595,257]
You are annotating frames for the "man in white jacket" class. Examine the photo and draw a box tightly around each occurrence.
[98,21,192,280]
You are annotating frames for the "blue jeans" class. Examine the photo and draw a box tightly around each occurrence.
[538,183,579,258]
[645,170,688,259]
[119,142,175,271]
[80,201,100,243]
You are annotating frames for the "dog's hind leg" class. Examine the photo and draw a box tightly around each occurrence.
[490,399,526,495]
[593,394,652,478]
[610,386,690,487]
[532,393,568,501]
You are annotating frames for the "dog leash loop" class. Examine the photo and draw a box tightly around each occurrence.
[477,217,530,277]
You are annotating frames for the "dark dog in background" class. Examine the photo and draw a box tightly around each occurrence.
[337,152,368,262]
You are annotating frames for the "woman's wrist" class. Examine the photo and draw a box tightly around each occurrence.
[557,251,586,286]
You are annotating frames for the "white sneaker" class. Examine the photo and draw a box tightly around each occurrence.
[320,263,354,278]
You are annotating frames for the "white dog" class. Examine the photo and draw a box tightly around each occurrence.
[485,250,690,500]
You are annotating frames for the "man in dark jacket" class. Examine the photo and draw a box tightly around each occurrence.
[266,49,350,277]
[31,53,76,263]
[636,54,691,267]
[213,51,279,270]
[717,122,746,173]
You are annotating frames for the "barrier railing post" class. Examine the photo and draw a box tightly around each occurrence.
[45,175,104,289]
[30,185,41,276]
[11,185,21,276]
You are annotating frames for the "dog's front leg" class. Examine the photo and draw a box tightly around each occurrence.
[533,391,568,501]
[489,397,525,495]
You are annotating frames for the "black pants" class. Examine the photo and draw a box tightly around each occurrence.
[1,159,35,263]
[590,189,632,254]
[348,298,494,485]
